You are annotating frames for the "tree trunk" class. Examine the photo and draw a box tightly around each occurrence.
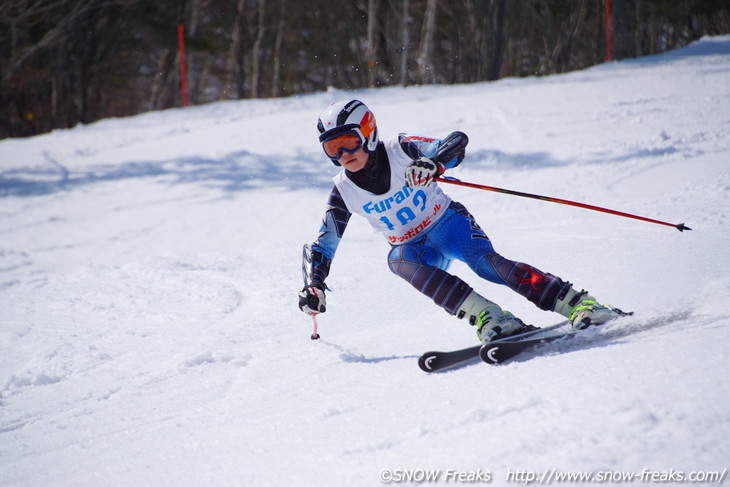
[399,0,409,86]
[225,0,246,99]
[416,0,438,83]
[272,1,285,97]
[634,0,643,57]
[488,0,508,81]
[250,0,266,98]
[367,0,377,88]
[150,48,175,110]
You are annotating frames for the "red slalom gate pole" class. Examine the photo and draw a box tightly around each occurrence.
[436,177,691,232]
[177,23,188,107]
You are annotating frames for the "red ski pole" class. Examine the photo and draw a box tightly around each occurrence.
[436,177,691,232]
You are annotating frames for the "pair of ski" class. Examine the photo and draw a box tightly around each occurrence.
[419,322,575,372]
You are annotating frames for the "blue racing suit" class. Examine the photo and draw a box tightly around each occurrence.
[304,131,571,318]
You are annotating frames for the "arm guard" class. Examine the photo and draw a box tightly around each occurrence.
[399,131,469,171]
[301,244,332,287]
[301,185,350,287]
[433,131,468,168]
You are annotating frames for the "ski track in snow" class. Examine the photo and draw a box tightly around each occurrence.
[1,36,729,486]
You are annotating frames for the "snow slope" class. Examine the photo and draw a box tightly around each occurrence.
[1,36,729,486]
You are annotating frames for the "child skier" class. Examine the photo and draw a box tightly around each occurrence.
[298,99,621,342]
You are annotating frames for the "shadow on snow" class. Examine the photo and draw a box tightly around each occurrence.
[0,150,337,198]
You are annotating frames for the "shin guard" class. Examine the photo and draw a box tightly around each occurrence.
[486,253,572,311]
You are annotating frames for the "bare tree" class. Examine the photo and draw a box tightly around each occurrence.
[399,0,410,86]
[365,0,375,87]
[224,0,246,99]
[250,0,267,98]
[489,0,509,80]
[271,0,286,97]
[416,0,438,83]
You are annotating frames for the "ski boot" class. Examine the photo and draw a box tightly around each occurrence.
[554,287,623,329]
[456,290,537,343]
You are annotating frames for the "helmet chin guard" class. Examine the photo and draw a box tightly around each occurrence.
[317,100,379,166]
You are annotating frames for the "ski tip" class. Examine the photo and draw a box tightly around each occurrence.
[479,344,501,365]
[418,353,437,372]
[676,223,692,232]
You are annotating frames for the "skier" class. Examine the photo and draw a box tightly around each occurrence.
[298,99,622,342]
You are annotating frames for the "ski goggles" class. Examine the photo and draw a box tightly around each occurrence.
[321,128,366,160]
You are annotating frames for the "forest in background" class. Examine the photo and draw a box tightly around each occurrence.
[1,0,728,139]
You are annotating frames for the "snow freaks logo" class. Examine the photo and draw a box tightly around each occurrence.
[380,468,492,483]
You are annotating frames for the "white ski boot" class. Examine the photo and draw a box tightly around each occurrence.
[554,287,622,329]
[456,290,536,342]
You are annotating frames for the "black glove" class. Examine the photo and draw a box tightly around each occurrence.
[298,282,327,315]
[405,156,444,188]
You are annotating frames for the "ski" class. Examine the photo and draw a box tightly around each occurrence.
[418,344,482,372]
[479,331,576,365]
[480,309,634,365]
[418,322,566,372]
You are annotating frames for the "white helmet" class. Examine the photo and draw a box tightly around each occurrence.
[317,100,379,165]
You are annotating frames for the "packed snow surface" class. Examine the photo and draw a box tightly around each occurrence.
[1,37,729,486]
